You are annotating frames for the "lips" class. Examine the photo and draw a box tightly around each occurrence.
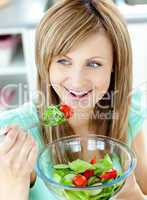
[64,87,93,99]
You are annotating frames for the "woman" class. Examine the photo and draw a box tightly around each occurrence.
[0,0,146,199]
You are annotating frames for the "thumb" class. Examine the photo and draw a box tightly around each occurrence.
[114,174,139,199]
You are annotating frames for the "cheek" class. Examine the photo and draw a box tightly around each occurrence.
[50,66,66,96]
[50,68,59,85]
[94,73,111,99]
[50,65,65,86]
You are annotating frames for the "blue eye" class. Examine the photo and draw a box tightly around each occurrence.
[57,59,70,65]
[88,62,102,68]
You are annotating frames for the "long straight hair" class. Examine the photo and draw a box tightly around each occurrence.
[35,0,133,144]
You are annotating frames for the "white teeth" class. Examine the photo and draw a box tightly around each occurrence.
[64,87,92,97]
[69,90,90,96]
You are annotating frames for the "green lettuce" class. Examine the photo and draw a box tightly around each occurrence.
[43,105,66,126]
[69,159,95,173]
[93,154,113,175]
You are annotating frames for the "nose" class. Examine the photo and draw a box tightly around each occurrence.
[69,68,87,89]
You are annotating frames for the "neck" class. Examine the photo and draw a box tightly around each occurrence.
[67,110,96,135]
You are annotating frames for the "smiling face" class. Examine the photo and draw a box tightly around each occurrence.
[50,30,113,113]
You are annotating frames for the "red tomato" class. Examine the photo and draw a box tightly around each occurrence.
[100,169,117,180]
[90,155,96,164]
[83,170,94,179]
[73,175,88,187]
[60,104,74,119]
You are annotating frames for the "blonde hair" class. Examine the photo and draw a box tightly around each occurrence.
[35,0,133,144]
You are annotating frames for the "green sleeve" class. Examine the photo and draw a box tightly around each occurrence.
[0,102,44,151]
[128,89,147,145]
[0,102,57,200]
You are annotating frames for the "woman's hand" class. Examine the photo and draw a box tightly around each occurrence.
[114,174,145,200]
[0,125,38,200]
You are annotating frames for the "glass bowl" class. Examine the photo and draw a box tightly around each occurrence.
[37,134,137,200]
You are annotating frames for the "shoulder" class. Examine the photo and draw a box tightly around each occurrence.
[128,89,147,144]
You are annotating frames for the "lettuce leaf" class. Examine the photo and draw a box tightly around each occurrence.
[69,159,95,173]
[93,154,113,175]
[64,190,90,200]
[43,105,66,126]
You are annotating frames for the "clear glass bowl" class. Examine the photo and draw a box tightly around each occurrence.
[37,134,137,200]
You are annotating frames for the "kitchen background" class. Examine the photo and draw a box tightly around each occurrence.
[0,0,147,137]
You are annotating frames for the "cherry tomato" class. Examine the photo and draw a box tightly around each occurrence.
[90,155,96,164]
[73,175,88,187]
[60,104,74,119]
[83,170,94,179]
[100,169,117,180]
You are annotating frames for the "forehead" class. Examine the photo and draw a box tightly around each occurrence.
[66,30,113,60]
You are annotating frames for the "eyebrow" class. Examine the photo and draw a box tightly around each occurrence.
[60,55,105,60]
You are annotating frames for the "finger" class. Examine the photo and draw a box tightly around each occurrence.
[27,144,38,170]
[6,130,27,162]
[19,134,35,159]
[16,134,36,169]
[0,125,19,155]
[122,174,136,188]
[22,144,38,175]
[7,132,34,170]
[114,174,136,199]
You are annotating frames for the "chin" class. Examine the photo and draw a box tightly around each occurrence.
[61,98,95,113]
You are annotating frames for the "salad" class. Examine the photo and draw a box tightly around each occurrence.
[43,104,73,126]
[52,154,122,200]
[41,105,123,199]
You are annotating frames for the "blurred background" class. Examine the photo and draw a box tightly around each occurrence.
[0,0,147,134]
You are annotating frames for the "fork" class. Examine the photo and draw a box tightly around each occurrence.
[0,114,64,137]
[0,104,71,137]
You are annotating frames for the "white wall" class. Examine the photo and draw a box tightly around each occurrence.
[128,23,147,138]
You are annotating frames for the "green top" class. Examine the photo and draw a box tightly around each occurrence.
[0,89,146,200]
